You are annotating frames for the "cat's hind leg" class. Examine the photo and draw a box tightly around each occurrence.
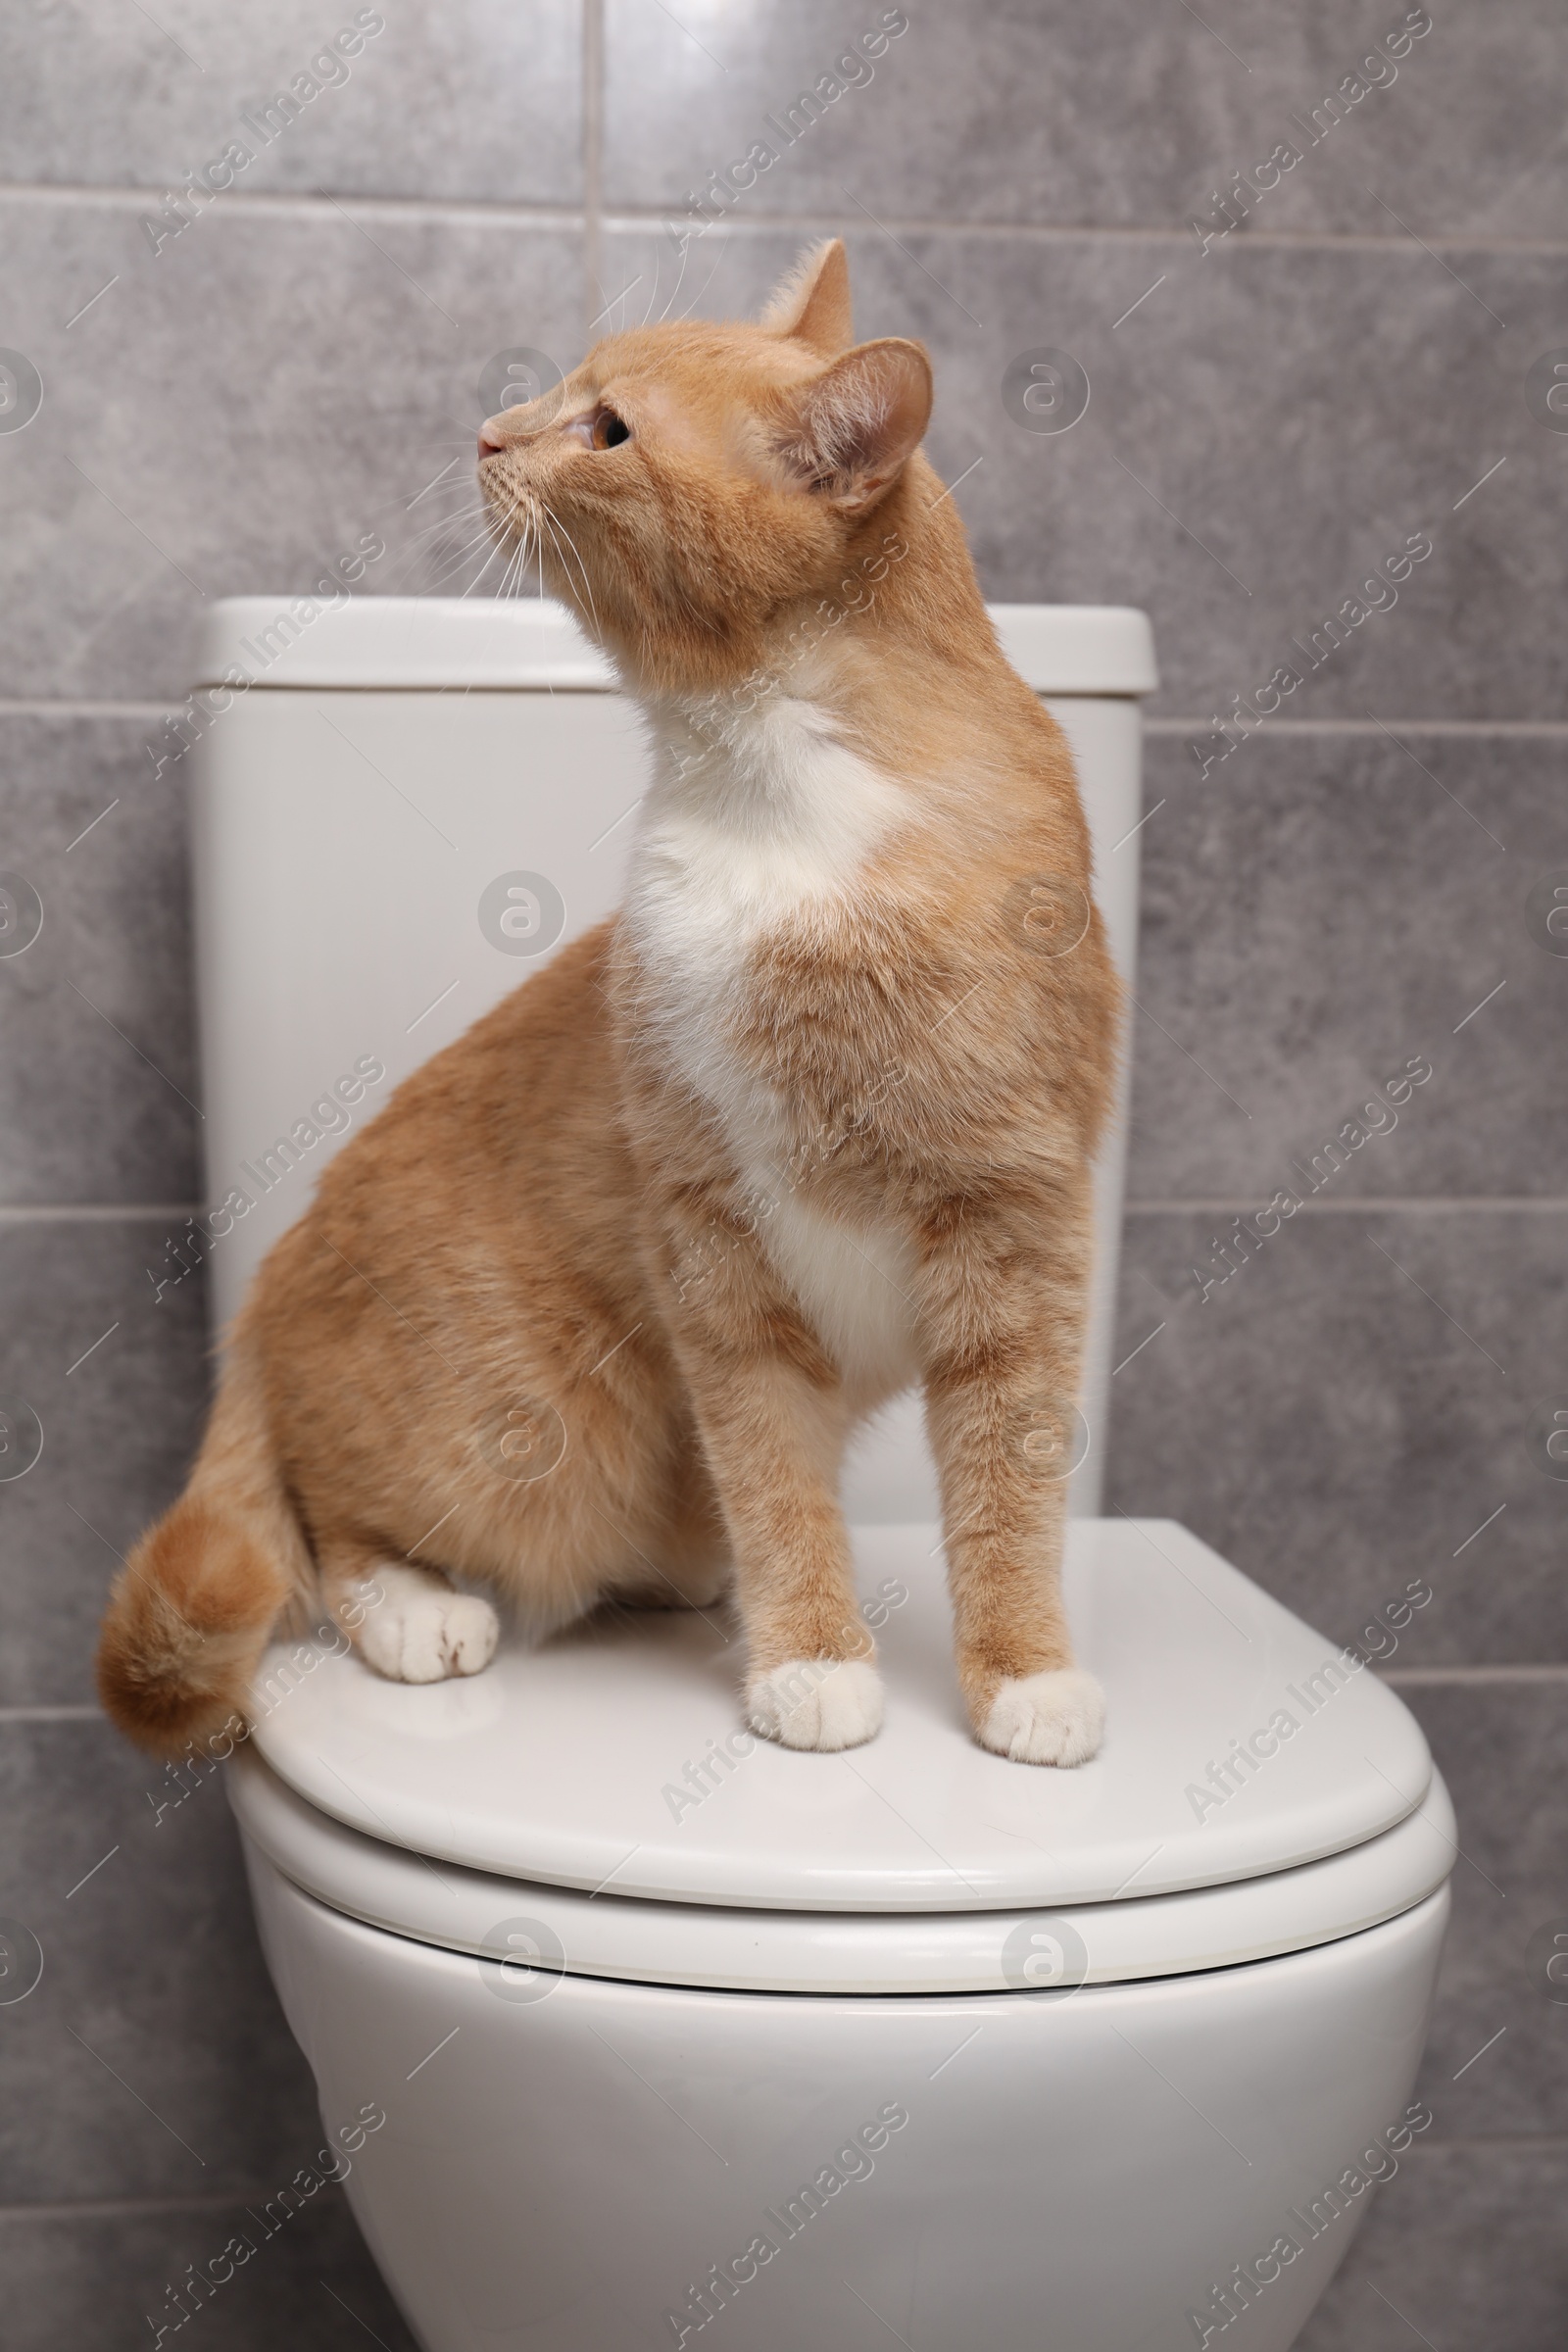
[319,1541,500,1684]
[607,1452,732,1612]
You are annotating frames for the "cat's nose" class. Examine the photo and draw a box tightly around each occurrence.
[478,420,508,458]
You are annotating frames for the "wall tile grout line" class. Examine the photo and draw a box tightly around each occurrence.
[0,181,590,228]
[582,0,605,346]
[0,2189,357,2223]
[0,699,180,719]
[8,702,1568,737]
[2,179,1568,259]
[1143,718,1568,738]
[1125,1199,1568,1214]
[0,1205,202,1222]
[597,209,1568,259]
[0,1705,105,1722]
[1381,1666,1568,1686]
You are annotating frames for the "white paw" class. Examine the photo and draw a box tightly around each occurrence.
[747,1657,884,1752]
[353,1567,501,1685]
[981,1668,1104,1766]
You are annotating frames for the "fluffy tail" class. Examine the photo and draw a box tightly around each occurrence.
[96,1328,312,1756]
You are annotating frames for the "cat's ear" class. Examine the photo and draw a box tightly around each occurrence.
[761,239,854,358]
[774,338,933,514]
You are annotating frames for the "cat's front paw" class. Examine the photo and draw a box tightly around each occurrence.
[979,1668,1103,1766]
[354,1569,501,1685]
[748,1657,884,1752]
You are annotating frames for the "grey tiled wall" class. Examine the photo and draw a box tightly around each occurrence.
[1,3,1563,2344]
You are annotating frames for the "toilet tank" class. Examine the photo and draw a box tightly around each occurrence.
[186,597,1156,1519]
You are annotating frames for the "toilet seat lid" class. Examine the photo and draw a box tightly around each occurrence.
[245,1520,1435,1915]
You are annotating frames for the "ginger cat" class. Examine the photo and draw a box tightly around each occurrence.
[97,242,1119,1768]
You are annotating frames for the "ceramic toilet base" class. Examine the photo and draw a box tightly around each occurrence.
[243,1845,1446,2352]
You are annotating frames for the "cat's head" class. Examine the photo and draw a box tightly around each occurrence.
[476,241,933,694]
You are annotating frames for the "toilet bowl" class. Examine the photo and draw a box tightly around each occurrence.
[188,598,1452,2350]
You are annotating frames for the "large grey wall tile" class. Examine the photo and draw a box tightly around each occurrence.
[1399,1682,1568,2141]
[1295,2142,1568,2352]
[0,0,581,205]
[1127,730,1568,1201]
[1105,1208,1568,1662]
[0,2194,418,2352]
[0,717,198,1206]
[0,197,583,702]
[601,221,1565,723]
[0,1720,322,2200]
[0,1220,210,1706]
[5,198,1558,715]
[603,0,1568,240]
[921,232,1556,726]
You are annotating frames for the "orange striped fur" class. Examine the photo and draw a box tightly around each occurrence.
[97,242,1118,1766]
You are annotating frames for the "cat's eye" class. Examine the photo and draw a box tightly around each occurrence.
[592,409,631,451]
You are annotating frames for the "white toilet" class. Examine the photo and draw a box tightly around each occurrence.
[187,597,1452,2352]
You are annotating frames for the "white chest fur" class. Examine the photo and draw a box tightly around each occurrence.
[623,690,902,1120]
[623,689,918,1394]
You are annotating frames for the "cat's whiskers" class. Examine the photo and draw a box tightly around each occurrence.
[402,454,468,511]
[638,243,669,331]
[421,518,502,576]
[457,523,514,601]
[492,535,522,604]
[541,503,600,635]
[399,501,491,555]
[477,492,548,605]
[654,233,692,326]
[495,520,536,603]
[537,508,575,612]
[416,530,509,600]
[385,491,503,597]
[673,232,732,324]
